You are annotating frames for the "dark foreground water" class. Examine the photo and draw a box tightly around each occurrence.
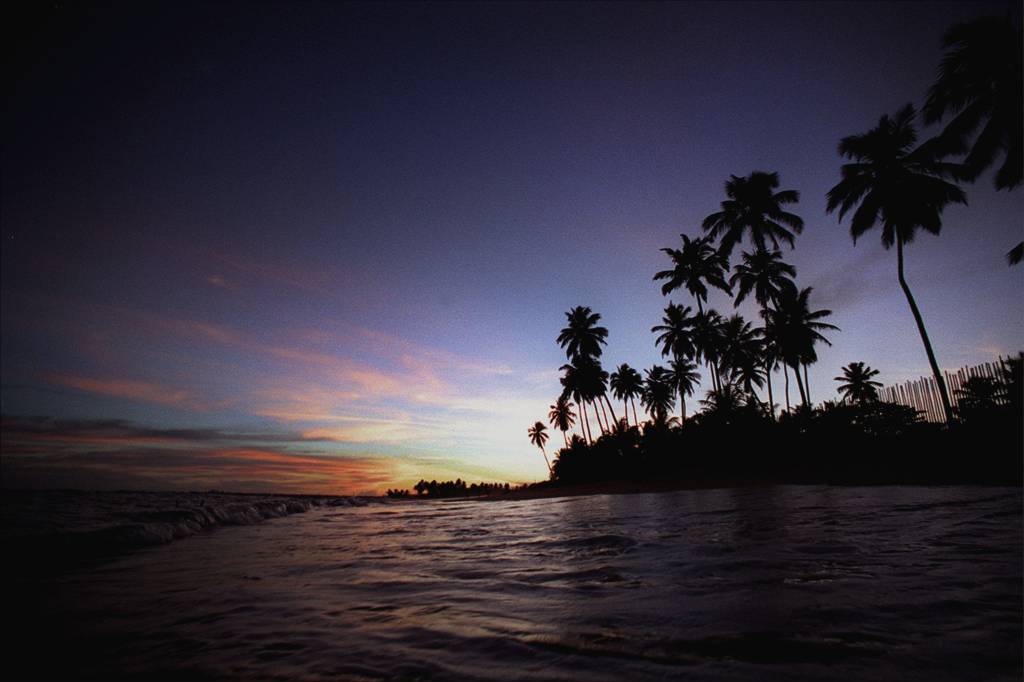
[5,486,1022,681]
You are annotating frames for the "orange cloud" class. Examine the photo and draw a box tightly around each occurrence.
[46,374,206,410]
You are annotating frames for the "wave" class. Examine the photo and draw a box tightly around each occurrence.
[3,490,377,573]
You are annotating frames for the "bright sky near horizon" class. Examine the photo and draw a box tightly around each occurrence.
[3,1,1021,494]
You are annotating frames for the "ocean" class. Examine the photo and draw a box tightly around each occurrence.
[4,486,1021,680]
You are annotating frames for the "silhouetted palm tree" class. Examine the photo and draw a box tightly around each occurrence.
[729,249,795,416]
[924,16,1022,190]
[652,303,697,360]
[826,104,964,423]
[559,362,593,444]
[610,363,643,426]
[835,362,882,405]
[641,365,676,424]
[548,396,576,447]
[703,171,804,258]
[666,357,701,422]
[730,248,797,308]
[556,306,608,362]
[690,309,725,391]
[764,287,838,407]
[720,316,766,405]
[527,421,551,475]
[654,234,731,315]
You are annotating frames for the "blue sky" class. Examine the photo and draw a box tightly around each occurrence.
[3,1,1021,493]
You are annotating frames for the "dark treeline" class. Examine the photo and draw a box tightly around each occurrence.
[524,15,1022,488]
[387,479,514,499]
[548,371,1022,487]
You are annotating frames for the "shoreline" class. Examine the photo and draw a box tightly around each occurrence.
[410,477,1023,503]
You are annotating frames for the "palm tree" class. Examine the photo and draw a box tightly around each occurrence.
[763,287,838,408]
[527,421,551,475]
[651,303,697,360]
[923,16,1022,190]
[548,396,576,447]
[729,249,795,417]
[556,306,608,362]
[690,309,725,391]
[730,248,797,308]
[834,362,882,405]
[561,357,615,437]
[666,357,701,422]
[654,234,731,315]
[558,362,592,444]
[702,171,804,258]
[826,104,965,423]
[641,365,676,424]
[609,363,643,426]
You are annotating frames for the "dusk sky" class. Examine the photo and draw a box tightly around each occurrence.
[3,1,1021,494]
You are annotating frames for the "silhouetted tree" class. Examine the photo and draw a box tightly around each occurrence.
[924,16,1022,190]
[703,171,804,258]
[835,362,882,405]
[557,306,608,361]
[827,104,964,423]
[527,421,552,475]
[763,287,837,407]
[641,365,676,423]
[651,303,697,360]
[654,234,731,315]
[666,357,701,422]
[610,363,643,426]
[690,309,725,391]
[548,396,576,447]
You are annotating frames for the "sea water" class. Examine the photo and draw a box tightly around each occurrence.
[5,486,1021,680]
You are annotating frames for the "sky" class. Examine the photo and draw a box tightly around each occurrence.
[3,1,1021,494]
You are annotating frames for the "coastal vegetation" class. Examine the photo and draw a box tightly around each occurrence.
[525,15,1022,489]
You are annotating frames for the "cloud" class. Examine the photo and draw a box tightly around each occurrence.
[44,374,210,410]
[1,415,532,494]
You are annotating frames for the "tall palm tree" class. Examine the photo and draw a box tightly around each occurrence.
[763,287,838,408]
[730,248,797,308]
[548,396,576,447]
[561,357,614,437]
[641,365,676,424]
[558,362,592,444]
[666,357,701,422]
[826,104,965,423]
[690,309,725,391]
[729,249,795,417]
[556,306,608,362]
[923,16,1022,190]
[527,421,551,475]
[651,303,697,361]
[609,363,643,426]
[702,171,804,258]
[654,234,731,315]
[835,362,882,405]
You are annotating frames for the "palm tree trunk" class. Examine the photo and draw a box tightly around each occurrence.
[591,400,606,434]
[765,366,775,420]
[578,400,592,444]
[597,398,609,429]
[630,397,639,427]
[897,239,954,424]
[562,431,569,448]
[783,365,791,413]
[680,391,687,423]
[803,363,811,406]
[540,445,552,475]
[603,394,618,426]
[793,361,808,406]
